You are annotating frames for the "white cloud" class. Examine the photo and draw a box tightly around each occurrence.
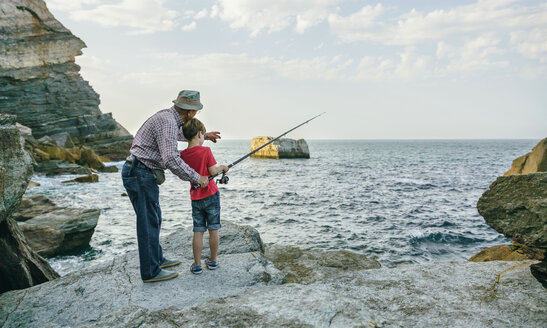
[68,0,179,35]
[181,21,197,32]
[215,0,340,36]
[195,9,208,20]
[46,0,101,12]
[511,28,547,63]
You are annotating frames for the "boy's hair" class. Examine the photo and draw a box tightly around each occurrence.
[182,118,206,140]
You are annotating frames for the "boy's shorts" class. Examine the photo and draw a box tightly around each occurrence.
[191,191,221,232]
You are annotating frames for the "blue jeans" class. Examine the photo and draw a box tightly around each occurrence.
[122,162,165,280]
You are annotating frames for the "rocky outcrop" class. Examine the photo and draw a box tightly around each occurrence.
[504,138,547,175]
[0,114,58,293]
[469,243,545,262]
[13,195,100,257]
[265,245,381,284]
[477,173,547,249]
[62,174,99,183]
[250,137,310,159]
[0,0,133,160]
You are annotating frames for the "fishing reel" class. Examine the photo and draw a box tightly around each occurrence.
[217,173,229,185]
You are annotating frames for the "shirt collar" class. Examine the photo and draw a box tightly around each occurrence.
[170,106,184,127]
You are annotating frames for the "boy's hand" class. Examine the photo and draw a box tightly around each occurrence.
[197,175,209,188]
[222,165,230,173]
[205,131,221,143]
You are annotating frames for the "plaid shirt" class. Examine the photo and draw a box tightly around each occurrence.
[128,106,200,183]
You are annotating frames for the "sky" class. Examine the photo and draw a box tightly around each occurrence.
[45,0,547,139]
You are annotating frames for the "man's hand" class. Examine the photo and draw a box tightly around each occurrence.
[204,131,221,143]
[197,175,209,189]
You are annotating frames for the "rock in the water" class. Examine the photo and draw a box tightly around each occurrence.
[265,245,381,284]
[0,0,133,160]
[14,195,100,257]
[62,174,99,183]
[469,243,545,262]
[504,138,547,175]
[250,136,310,159]
[477,173,547,249]
[0,114,58,293]
[99,165,119,173]
[35,160,92,176]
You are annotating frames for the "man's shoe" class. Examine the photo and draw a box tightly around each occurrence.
[190,264,203,274]
[142,270,179,283]
[205,258,218,270]
[160,258,181,268]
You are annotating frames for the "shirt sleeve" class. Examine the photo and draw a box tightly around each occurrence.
[207,148,217,168]
[156,116,200,183]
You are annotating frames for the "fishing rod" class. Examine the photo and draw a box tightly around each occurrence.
[193,112,325,190]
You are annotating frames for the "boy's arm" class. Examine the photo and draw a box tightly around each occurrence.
[208,164,229,177]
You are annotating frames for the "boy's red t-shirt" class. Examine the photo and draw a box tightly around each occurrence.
[180,146,219,200]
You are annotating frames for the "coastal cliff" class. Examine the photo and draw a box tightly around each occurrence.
[0,0,132,160]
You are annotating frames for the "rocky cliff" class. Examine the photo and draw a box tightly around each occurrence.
[250,137,310,159]
[504,138,547,175]
[0,114,58,294]
[0,0,133,160]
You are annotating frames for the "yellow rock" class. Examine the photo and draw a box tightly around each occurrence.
[469,243,545,262]
[250,136,310,159]
[504,138,547,175]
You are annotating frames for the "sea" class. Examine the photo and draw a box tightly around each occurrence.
[25,139,538,276]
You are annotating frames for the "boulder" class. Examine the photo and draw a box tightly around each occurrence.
[250,137,310,159]
[0,0,133,160]
[50,132,75,148]
[265,245,381,284]
[99,165,119,173]
[26,181,40,190]
[0,114,58,293]
[12,195,100,257]
[477,173,547,249]
[62,174,99,183]
[504,138,547,175]
[35,160,92,176]
[18,207,100,257]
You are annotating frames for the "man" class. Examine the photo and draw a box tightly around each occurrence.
[121,90,220,283]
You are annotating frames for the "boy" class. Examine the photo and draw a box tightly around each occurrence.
[180,118,229,274]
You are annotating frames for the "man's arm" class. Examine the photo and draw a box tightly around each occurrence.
[156,116,207,186]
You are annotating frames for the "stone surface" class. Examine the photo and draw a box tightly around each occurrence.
[505,138,547,175]
[469,243,545,262]
[0,0,133,160]
[11,195,56,222]
[477,173,547,249]
[0,114,58,293]
[0,222,285,327]
[10,261,544,328]
[265,245,381,284]
[250,137,310,159]
[531,259,547,288]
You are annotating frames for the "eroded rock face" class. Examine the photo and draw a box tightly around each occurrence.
[504,138,547,175]
[0,0,133,160]
[477,173,547,249]
[0,114,58,293]
[250,137,310,159]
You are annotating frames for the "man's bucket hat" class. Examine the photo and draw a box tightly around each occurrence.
[173,90,203,110]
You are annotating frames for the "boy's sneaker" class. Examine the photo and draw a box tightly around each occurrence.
[205,259,218,270]
[190,264,203,274]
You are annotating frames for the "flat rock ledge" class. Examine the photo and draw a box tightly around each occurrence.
[1,223,546,327]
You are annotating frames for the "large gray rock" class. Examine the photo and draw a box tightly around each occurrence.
[0,222,284,327]
[48,261,547,327]
[0,0,133,160]
[0,114,58,293]
[477,173,547,249]
[35,160,92,176]
[250,137,310,159]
